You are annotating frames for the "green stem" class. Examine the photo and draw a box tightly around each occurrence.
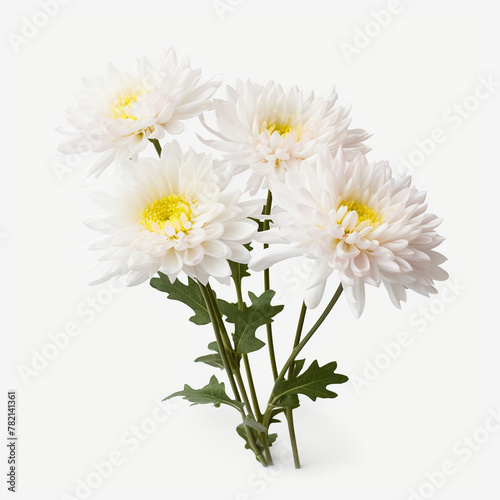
[235,277,244,307]
[288,302,308,378]
[149,138,162,158]
[262,190,278,381]
[263,284,344,427]
[277,284,343,385]
[205,285,254,416]
[285,301,308,468]
[233,277,263,421]
[285,410,300,468]
[197,282,241,402]
[260,190,278,465]
[197,281,267,466]
[242,355,262,421]
[205,283,272,464]
[233,277,271,462]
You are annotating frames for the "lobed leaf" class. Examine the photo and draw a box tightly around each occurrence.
[150,273,210,325]
[165,375,244,411]
[194,353,224,370]
[219,290,284,354]
[273,360,348,407]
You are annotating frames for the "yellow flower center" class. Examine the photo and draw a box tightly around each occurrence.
[140,195,193,234]
[267,122,294,137]
[111,88,146,120]
[341,200,381,226]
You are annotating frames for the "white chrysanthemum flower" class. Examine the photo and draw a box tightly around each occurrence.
[250,150,448,317]
[86,141,257,287]
[201,80,370,193]
[59,48,220,178]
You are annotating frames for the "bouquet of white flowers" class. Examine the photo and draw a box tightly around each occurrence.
[59,48,448,468]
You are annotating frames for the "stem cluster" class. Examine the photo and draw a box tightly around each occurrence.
[197,279,344,467]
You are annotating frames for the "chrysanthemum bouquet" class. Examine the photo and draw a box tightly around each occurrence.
[59,48,448,468]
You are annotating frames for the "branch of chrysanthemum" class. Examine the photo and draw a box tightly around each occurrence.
[206,284,259,422]
[149,138,162,158]
[276,284,343,391]
[235,278,244,308]
[262,190,278,381]
[284,301,308,469]
[205,283,238,366]
[242,353,273,465]
[207,282,273,465]
[197,281,241,402]
[285,411,300,468]
[288,302,308,378]
[233,277,263,422]
[262,284,344,429]
[242,357,262,420]
[197,281,268,466]
[233,277,273,463]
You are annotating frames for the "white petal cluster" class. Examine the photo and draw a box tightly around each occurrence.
[250,150,448,317]
[59,48,220,178]
[202,80,370,193]
[86,142,258,286]
[58,48,448,315]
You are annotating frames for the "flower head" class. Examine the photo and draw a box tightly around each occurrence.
[86,141,257,286]
[250,150,448,317]
[201,80,370,193]
[59,48,220,178]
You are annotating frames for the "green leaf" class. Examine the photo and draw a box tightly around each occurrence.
[274,358,306,407]
[275,393,300,409]
[273,360,348,406]
[194,342,224,369]
[271,407,284,418]
[219,290,284,354]
[207,341,219,353]
[267,433,278,447]
[291,359,305,378]
[150,273,210,325]
[236,424,278,453]
[194,353,224,370]
[228,243,252,298]
[165,375,244,411]
[236,423,254,451]
[269,359,306,408]
[244,416,267,434]
[228,260,250,283]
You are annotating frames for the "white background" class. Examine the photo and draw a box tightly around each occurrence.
[1,1,499,499]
